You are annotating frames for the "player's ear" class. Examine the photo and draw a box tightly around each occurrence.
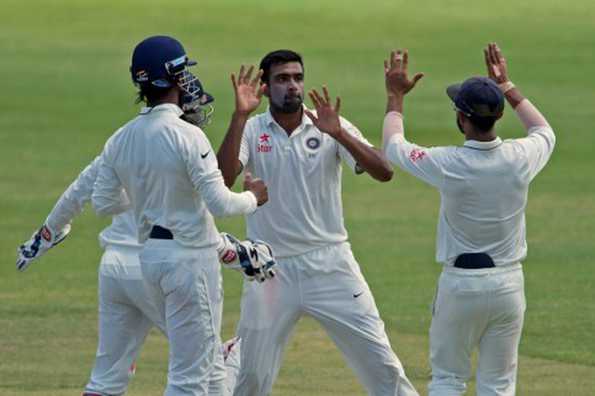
[262,83,270,98]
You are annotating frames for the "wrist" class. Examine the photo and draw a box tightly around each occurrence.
[387,91,404,99]
[498,81,515,94]
[233,109,251,119]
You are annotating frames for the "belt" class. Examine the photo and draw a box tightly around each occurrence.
[149,225,173,240]
[454,253,495,269]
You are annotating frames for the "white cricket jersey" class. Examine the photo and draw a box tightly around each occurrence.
[239,108,372,258]
[46,156,140,250]
[92,103,257,249]
[384,122,555,266]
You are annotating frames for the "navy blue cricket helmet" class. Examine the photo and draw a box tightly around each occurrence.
[130,35,214,116]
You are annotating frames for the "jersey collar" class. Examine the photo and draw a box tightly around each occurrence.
[139,103,184,117]
[463,137,503,151]
[264,105,314,134]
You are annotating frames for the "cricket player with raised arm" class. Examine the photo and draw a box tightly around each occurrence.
[217,49,419,396]
[89,35,271,396]
[381,44,555,395]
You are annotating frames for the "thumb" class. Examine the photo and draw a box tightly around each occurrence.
[304,109,317,123]
[243,171,254,187]
[412,72,425,85]
[257,83,266,98]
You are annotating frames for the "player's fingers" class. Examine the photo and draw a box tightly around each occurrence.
[483,48,491,70]
[322,85,330,103]
[489,43,498,65]
[403,49,409,71]
[494,44,504,63]
[384,59,389,73]
[244,65,254,83]
[308,91,321,108]
[394,50,404,72]
[390,50,396,68]
[251,69,263,87]
[231,73,238,90]
[335,96,341,114]
[314,89,326,105]
[310,89,322,106]
[238,65,245,81]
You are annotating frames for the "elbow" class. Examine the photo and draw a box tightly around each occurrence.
[377,167,394,182]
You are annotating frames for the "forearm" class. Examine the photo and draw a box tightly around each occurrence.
[382,109,404,152]
[200,171,257,217]
[335,129,393,182]
[386,93,404,114]
[217,111,248,187]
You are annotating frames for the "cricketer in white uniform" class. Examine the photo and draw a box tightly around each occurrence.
[217,50,418,396]
[91,36,269,396]
[381,45,555,395]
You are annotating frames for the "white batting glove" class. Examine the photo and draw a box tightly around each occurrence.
[218,232,276,282]
[16,224,71,272]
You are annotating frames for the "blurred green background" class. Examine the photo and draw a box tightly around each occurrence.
[1,0,594,394]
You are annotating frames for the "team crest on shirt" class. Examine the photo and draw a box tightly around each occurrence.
[305,137,321,150]
[257,133,272,153]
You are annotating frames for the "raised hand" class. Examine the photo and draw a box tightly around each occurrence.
[384,49,424,97]
[231,65,265,115]
[484,43,509,84]
[304,86,343,138]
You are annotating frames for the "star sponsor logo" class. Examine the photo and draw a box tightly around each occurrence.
[257,133,273,153]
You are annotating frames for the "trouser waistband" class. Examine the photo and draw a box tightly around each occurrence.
[149,225,173,240]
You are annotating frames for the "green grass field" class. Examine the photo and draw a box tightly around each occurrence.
[1,0,594,394]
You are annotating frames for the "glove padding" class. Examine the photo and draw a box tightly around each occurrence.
[218,232,276,282]
[16,224,71,272]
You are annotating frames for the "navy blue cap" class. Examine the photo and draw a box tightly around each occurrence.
[446,77,504,118]
[130,35,196,88]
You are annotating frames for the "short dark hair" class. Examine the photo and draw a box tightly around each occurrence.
[136,83,172,105]
[468,115,498,133]
[259,50,303,83]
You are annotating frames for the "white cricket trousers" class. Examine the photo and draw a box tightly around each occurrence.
[84,244,226,396]
[233,242,418,396]
[429,264,526,396]
[140,239,224,396]
[85,245,163,395]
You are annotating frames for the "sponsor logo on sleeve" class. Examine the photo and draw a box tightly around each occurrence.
[409,149,427,163]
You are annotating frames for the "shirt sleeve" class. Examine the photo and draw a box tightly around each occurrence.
[183,128,257,217]
[238,122,251,171]
[384,134,448,189]
[512,126,556,180]
[91,135,132,216]
[45,156,101,231]
[337,117,374,174]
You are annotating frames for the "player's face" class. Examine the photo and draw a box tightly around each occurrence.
[266,62,304,114]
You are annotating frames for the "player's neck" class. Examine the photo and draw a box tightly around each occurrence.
[271,108,303,136]
[465,129,497,142]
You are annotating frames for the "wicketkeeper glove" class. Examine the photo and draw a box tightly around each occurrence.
[16,224,71,272]
[217,232,276,282]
